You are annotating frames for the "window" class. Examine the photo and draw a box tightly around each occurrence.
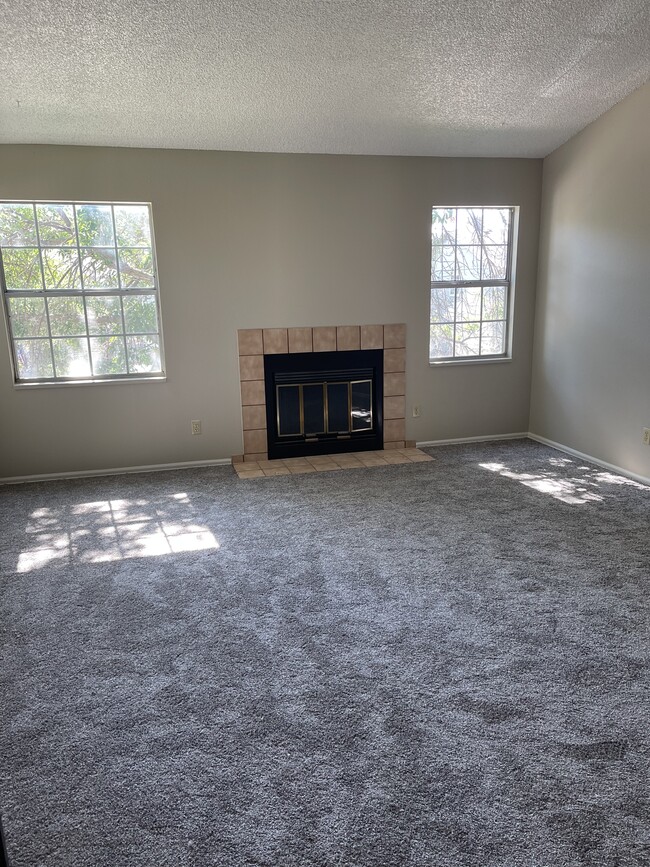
[0,201,164,384]
[430,206,516,362]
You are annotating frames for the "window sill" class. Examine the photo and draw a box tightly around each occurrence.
[13,375,167,390]
[429,356,513,367]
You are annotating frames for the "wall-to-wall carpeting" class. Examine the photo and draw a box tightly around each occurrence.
[1,440,648,866]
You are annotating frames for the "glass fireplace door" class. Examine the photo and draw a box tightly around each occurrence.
[277,380,373,438]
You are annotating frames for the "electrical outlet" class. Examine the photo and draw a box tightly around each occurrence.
[191,420,202,436]
[643,428,650,446]
[412,405,421,418]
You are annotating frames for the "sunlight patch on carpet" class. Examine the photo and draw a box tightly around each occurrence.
[479,459,605,504]
[16,492,219,572]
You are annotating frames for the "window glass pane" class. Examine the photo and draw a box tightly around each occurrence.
[2,200,163,383]
[431,208,456,246]
[2,248,43,290]
[90,336,128,375]
[48,296,86,336]
[456,286,482,321]
[80,248,120,289]
[75,204,115,247]
[481,321,506,355]
[123,295,158,334]
[119,248,154,288]
[430,204,514,362]
[42,249,81,290]
[36,204,76,246]
[430,286,455,323]
[455,322,480,356]
[52,337,91,377]
[126,335,161,373]
[431,245,455,281]
[15,339,54,379]
[0,204,37,246]
[482,208,510,245]
[8,297,49,338]
[481,245,508,280]
[456,208,482,244]
[455,246,481,280]
[114,206,151,247]
[85,296,123,335]
[482,286,506,320]
[430,324,454,359]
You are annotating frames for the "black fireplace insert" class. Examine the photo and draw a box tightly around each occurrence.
[264,349,384,459]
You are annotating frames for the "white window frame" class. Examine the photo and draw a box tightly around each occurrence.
[0,199,166,386]
[429,205,518,365]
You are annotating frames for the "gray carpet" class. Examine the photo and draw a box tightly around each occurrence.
[1,440,649,866]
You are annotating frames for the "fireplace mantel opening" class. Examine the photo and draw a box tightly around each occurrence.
[264,349,384,460]
[236,324,409,464]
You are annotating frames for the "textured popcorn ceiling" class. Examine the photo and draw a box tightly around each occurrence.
[1,0,648,157]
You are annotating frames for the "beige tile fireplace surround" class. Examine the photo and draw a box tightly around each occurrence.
[235,324,409,464]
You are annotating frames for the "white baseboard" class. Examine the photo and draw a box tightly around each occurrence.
[417,432,529,448]
[0,457,232,486]
[4,435,648,488]
[527,433,650,488]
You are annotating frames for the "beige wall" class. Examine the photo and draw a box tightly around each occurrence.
[530,83,650,479]
[0,146,542,477]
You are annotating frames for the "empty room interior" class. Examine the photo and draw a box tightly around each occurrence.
[0,1,649,865]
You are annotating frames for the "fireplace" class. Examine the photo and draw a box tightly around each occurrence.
[236,324,407,464]
[264,349,383,459]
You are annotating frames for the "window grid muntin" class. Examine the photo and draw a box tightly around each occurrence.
[431,206,514,361]
[0,201,164,384]
[71,207,94,377]
[32,204,58,375]
[110,205,131,375]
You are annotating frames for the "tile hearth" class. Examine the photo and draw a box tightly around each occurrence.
[232,447,433,479]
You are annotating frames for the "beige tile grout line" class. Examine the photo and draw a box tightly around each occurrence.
[233,448,433,479]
